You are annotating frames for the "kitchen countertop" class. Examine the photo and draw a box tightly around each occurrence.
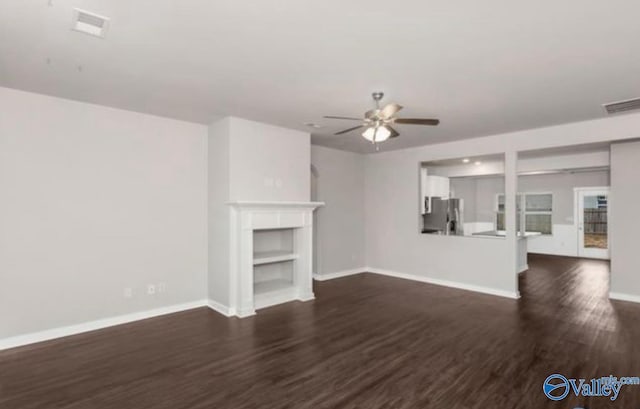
[472,230,542,238]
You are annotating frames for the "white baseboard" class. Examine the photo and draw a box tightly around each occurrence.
[206,299,236,317]
[236,308,257,318]
[366,267,520,300]
[0,300,208,351]
[314,266,519,299]
[610,292,640,304]
[518,264,529,273]
[313,267,366,281]
[297,292,315,302]
[0,267,523,351]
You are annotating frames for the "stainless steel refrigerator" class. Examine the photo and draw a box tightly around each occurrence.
[422,197,463,235]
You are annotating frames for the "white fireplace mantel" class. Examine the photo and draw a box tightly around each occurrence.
[227,201,324,317]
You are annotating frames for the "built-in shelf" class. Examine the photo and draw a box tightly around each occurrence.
[253,251,298,266]
[254,278,295,295]
[254,278,298,310]
[224,201,322,317]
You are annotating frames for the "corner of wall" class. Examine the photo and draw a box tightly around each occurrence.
[207,117,232,307]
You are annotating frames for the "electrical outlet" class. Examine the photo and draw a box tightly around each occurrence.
[123,287,133,298]
[275,178,283,188]
[158,282,167,293]
[147,284,156,295]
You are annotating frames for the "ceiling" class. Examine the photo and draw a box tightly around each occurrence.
[1,1,640,153]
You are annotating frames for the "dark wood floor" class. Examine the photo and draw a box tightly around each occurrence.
[2,254,640,408]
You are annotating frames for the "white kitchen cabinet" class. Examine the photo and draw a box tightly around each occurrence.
[427,176,450,198]
[422,175,450,214]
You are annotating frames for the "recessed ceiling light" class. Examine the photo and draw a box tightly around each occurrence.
[462,158,470,163]
[475,161,482,166]
[304,122,323,129]
[72,8,110,38]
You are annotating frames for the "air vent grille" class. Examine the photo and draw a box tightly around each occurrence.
[603,98,640,115]
[72,9,109,38]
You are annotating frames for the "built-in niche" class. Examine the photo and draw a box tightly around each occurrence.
[227,201,321,317]
[419,154,506,238]
[253,228,297,298]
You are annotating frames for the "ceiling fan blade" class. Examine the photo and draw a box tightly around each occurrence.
[365,109,377,119]
[324,115,362,121]
[334,125,365,135]
[394,118,440,126]
[385,125,400,138]
[380,103,403,119]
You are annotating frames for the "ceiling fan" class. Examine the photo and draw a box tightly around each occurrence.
[324,92,440,144]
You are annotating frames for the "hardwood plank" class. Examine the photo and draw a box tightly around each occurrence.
[1,254,639,408]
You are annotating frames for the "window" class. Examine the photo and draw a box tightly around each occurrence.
[496,193,552,235]
[524,193,552,234]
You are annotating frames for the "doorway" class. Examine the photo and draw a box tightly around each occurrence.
[576,187,610,259]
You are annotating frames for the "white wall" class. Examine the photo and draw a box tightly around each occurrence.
[518,151,610,173]
[450,176,505,227]
[429,160,505,178]
[311,146,366,276]
[0,87,208,340]
[476,177,506,223]
[610,141,640,299]
[364,112,640,298]
[427,151,610,179]
[365,151,513,295]
[207,118,231,306]
[228,118,310,202]
[450,178,478,223]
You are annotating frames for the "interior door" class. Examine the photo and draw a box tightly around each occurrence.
[577,188,610,259]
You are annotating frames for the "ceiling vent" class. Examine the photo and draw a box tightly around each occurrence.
[603,98,640,115]
[72,8,110,38]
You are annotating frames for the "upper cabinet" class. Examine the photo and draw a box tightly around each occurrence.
[420,168,450,214]
[426,176,450,200]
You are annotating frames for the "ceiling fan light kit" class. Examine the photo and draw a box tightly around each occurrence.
[362,126,391,143]
[323,92,440,147]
